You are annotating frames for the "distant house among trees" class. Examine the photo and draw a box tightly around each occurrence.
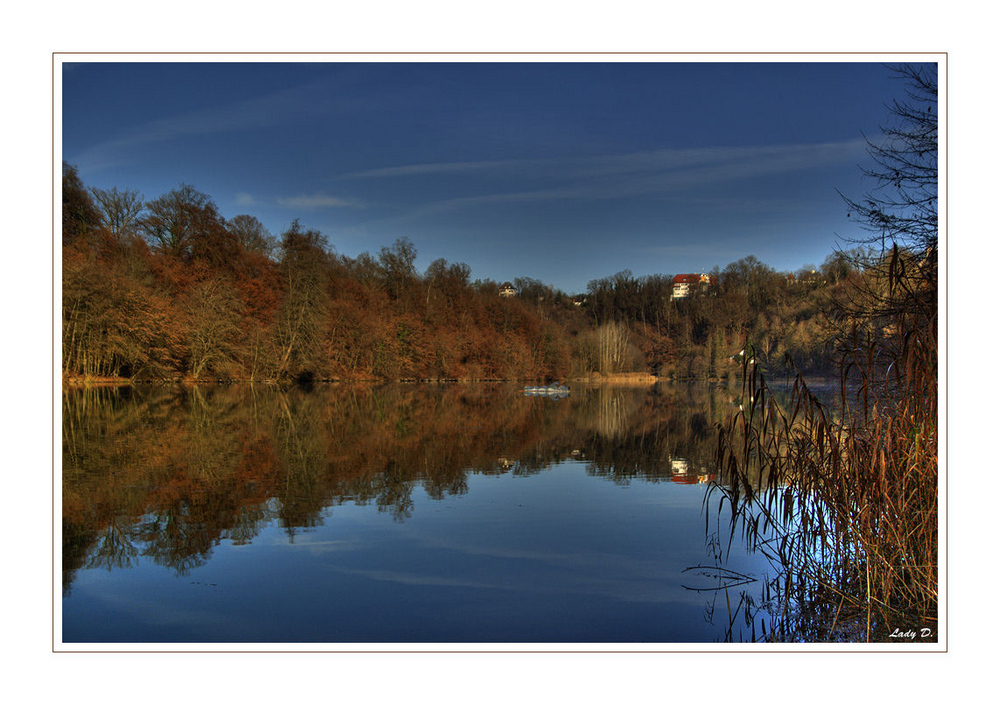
[499,282,517,298]
[671,273,715,300]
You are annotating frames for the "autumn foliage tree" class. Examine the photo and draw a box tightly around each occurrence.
[274,220,332,382]
[63,164,867,384]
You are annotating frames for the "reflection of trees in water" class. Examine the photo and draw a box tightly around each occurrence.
[422,472,469,501]
[85,518,139,572]
[581,383,731,485]
[62,382,740,586]
[583,386,638,439]
[135,508,213,575]
[273,391,329,537]
[63,385,176,592]
[371,461,416,522]
[62,384,276,587]
[185,385,250,483]
[224,503,273,546]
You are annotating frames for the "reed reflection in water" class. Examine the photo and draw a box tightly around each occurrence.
[62,381,767,643]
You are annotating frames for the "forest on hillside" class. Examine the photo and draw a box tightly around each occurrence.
[62,163,872,385]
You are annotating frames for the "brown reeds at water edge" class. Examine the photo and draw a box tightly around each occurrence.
[709,63,938,642]
[712,326,938,642]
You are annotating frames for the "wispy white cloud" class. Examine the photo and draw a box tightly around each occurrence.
[343,158,545,180]
[283,538,366,554]
[328,563,682,603]
[354,139,866,223]
[346,140,863,184]
[234,192,255,206]
[276,192,365,209]
[327,544,694,605]
[70,73,369,173]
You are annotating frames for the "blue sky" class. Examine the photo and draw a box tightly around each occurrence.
[61,60,930,294]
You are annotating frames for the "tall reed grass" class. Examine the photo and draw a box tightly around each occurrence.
[713,323,937,641]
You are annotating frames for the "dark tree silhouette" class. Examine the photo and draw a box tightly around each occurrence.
[62,162,100,246]
[838,63,938,325]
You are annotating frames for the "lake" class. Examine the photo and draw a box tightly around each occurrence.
[61,381,776,645]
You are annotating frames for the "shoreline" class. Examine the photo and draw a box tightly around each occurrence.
[62,372,748,388]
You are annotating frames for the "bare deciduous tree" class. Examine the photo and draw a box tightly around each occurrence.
[838,63,938,327]
[91,186,144,241]
[229,214,276,259]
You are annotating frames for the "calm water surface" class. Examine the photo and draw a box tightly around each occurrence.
[62,382,772,644]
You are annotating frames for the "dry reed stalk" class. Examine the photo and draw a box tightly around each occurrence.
[713,326,937,642]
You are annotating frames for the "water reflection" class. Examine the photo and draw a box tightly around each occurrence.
[63,381,755,642]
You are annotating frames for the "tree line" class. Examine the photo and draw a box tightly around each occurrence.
[63,165,870,384]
